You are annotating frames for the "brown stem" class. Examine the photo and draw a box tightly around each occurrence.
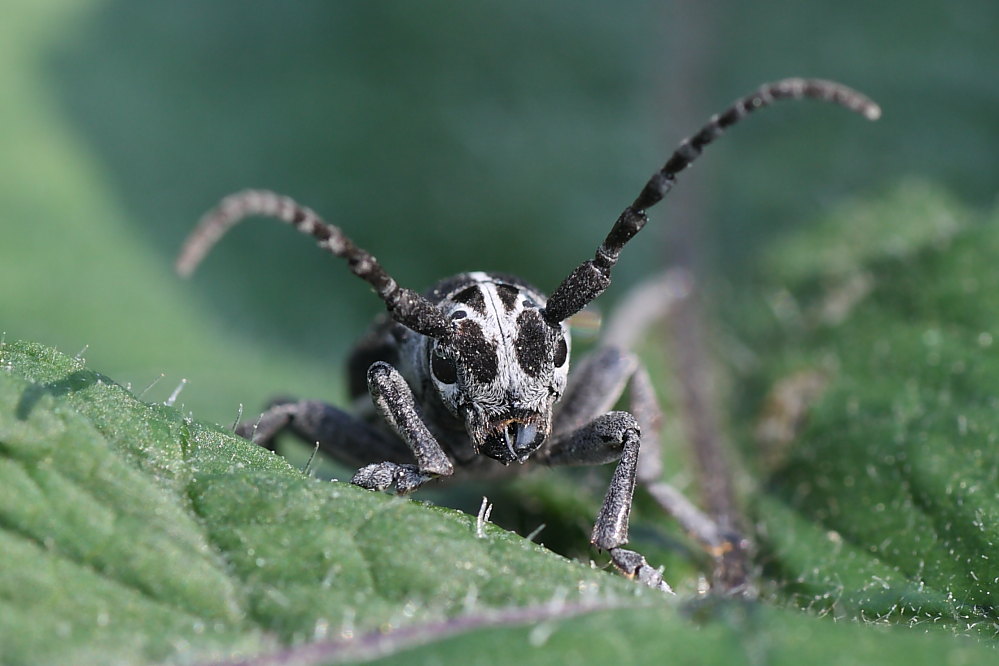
[667,288,753,595]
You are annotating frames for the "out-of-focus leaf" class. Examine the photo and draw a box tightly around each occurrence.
[728,182,999,636]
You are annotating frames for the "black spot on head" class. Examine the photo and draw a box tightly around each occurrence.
[450,310,467,320]
[495,283,520,312]
[453,319,498,382]
[453,285,486,314]
[515,310,548,378]
[425,274,478,304]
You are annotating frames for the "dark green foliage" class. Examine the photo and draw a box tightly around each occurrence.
[728,183,999,636]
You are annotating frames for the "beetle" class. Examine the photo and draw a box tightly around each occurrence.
[177,78,879,592]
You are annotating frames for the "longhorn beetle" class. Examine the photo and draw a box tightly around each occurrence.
[177,78,879,593]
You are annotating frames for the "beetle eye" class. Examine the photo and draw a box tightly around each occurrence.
[553,336,568,368]
[431,351,458,384]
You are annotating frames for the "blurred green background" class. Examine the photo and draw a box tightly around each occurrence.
[1,0,996,425]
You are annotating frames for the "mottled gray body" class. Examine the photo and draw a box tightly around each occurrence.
[176,78,879,594]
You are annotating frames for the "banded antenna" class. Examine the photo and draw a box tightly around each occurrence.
[175,190,451,338]
[542,78,881,325]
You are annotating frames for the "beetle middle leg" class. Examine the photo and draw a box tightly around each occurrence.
[237,399,411,469]
[237,361,453,495]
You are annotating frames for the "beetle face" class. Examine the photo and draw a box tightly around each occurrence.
[428,274,570,464]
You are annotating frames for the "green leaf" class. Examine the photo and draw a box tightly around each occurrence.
[729,182,999,635]
[0,340,649,665]
[363,602,993,666]
[5,310,999,663]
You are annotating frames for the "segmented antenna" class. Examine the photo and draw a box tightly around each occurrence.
[175,190,450,338]
[543,78,881,325]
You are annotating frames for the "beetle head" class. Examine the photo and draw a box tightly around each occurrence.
[428,275,570,464]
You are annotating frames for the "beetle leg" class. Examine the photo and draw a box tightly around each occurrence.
[237,399,410,468]
[350,361,454,494]
[542,414,670,593]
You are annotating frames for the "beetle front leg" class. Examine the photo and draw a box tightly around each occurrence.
[556,341,745,590]
[351,361,454,495]
[542,412,672,593]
